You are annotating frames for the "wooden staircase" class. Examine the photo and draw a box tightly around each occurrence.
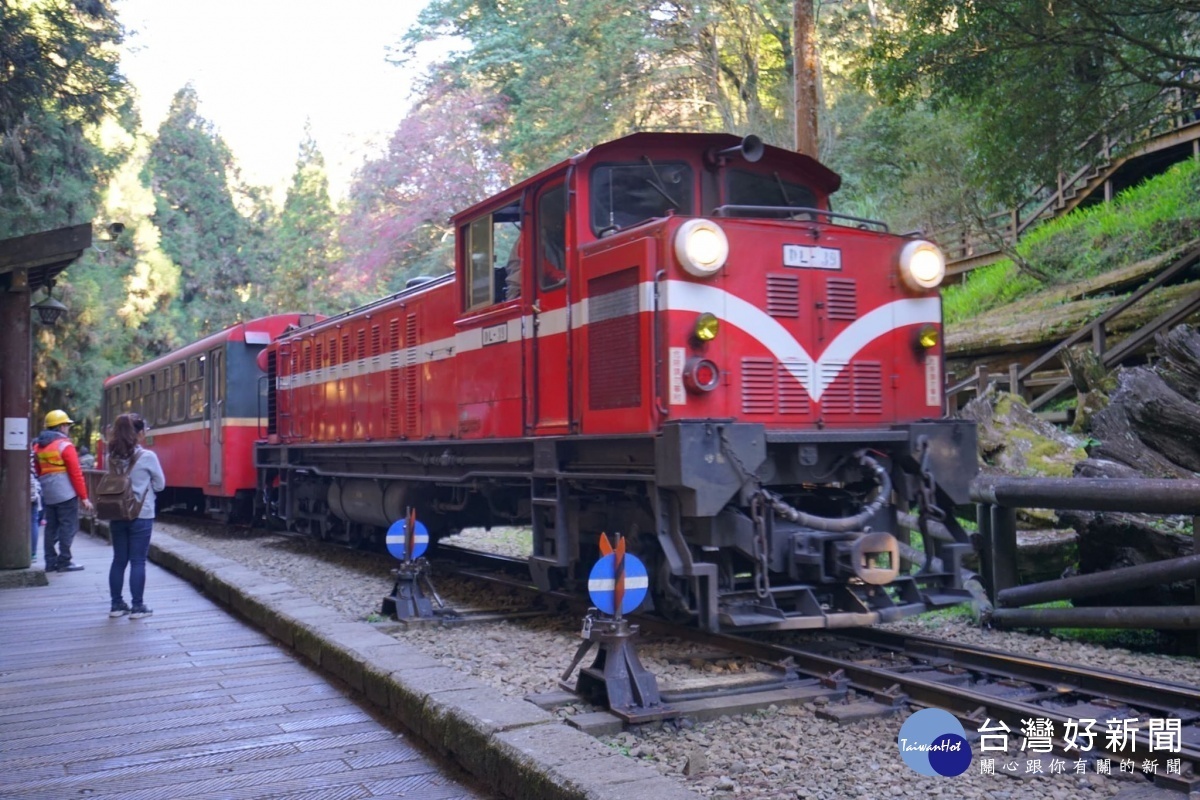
[935,94,1200,279]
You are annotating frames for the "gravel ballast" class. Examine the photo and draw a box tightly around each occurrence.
[156,521,1194,799]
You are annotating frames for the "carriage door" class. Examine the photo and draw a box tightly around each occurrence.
[530,182,570,432]
[208,347,224,486]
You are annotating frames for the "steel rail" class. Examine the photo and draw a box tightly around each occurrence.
[438,550,1200,791]
[835,628,1200,717]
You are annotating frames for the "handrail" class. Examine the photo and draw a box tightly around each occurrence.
[934,81,1200,268]
[946,244,1200,412]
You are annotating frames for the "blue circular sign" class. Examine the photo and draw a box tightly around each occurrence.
[386,518,429,561]
[897,708,972,777]
[587,552,648,615]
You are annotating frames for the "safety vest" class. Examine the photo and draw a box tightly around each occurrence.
[34,438,72,477]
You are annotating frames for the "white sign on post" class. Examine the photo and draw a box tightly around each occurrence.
[4,417,29,451]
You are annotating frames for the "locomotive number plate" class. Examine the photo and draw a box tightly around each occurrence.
[783,244,842,270]
[481,323,508,346]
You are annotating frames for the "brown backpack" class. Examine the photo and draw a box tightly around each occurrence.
[94,451,148,521]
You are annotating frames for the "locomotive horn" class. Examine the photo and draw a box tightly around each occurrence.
[711,134,764,164]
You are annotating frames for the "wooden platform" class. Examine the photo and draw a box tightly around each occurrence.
[0,532,491,800]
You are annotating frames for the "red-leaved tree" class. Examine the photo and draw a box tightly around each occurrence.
[339,87,513,301]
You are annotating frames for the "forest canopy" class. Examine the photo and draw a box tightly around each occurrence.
[4,0,1198,433]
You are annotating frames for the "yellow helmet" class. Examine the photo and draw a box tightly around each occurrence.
[45,409,75,428]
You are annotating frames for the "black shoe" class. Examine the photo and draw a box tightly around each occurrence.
[57,563,84,572]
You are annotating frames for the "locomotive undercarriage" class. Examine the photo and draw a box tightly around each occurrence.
[255,419,978,632]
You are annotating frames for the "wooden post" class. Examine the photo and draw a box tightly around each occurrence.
[0,271,33,569]
[1008,363,1021,401]
[1092,323,1107,357]
[975,365,990,398]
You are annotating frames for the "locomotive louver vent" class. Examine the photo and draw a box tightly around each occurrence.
[819,360,884,415]
[266,351,278,436]
[387,318,402,437]
[740,358,812,415]
[853,362,883,414]
[766,273,800,318]
[405,314,418,436]
[820,360,851,414]
[588,268,641,410]
[778,360,811,415]
[741,358,776,414]
[826,278,857,320]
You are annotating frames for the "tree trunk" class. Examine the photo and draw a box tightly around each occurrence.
[1057,509,1196,607]
[793,0,818,157]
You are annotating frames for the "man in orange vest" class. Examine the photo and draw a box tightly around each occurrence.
[33,410,93,572]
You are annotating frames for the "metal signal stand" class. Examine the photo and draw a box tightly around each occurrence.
[381,508,447,621]
[561,534,671,724]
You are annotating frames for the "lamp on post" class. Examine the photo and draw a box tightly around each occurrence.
[32,280,68,326]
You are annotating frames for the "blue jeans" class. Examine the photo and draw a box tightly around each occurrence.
[30,503,39,557]
[44,498,79,568]
[109,518,153,606]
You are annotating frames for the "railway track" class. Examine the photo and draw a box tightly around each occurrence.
[441,544,1200,794]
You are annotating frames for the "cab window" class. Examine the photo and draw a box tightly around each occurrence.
[590,160,694,234]
[726,169,817,212]
[538,185,567,291]
[463,201,522,310]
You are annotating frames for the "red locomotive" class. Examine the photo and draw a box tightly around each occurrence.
[100,314,320,520]
[256,132,978,631]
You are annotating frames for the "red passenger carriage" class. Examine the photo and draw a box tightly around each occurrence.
[101,314,319,520]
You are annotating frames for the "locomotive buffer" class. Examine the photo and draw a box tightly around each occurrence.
[381,509,448,621]
[560,534,673,724]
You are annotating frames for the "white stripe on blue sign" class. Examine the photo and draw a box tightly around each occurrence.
[587,576,650,591]
[385,518,429,560]
[587,552,649,616]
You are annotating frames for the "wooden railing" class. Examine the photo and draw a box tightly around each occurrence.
[933,81,1200,272]
[947,244,1200,413]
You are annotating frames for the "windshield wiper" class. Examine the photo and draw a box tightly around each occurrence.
[773,172,795,206]
[641,156,680,210]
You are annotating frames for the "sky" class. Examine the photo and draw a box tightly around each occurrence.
[115,0,447,201]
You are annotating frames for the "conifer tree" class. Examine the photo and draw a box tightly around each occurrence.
[273,123,338,313]
[145,85,266,340]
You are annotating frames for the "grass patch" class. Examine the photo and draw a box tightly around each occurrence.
[944,158,1200,325]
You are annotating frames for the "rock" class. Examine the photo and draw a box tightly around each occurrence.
[684,748,707,776]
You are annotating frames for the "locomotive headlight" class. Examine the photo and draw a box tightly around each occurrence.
[916,324,939,349]
[693,312,720,342]
[898,240,946,290]
[675,219,729,278]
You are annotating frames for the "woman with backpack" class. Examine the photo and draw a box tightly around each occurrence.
[105,413,165,619]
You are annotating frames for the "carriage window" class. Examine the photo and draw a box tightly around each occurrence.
[172,363,186,422]
[463,203,521,310]
[725,169,817,214]
[187,355,205,419]
[157,368,170,426]
[590,160,694,234]
[212,350,224,403]
[538,184,567,291]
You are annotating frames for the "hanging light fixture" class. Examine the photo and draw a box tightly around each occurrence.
[33,280,68,326]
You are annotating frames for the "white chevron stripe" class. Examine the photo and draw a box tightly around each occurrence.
[664,280,940,400]
[278,280,939,403]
